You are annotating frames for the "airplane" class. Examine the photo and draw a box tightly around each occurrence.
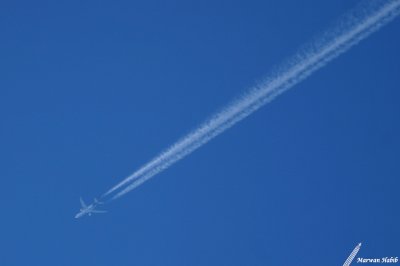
[75,197,107,218]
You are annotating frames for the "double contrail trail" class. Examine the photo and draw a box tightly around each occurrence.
[103,0,400,200]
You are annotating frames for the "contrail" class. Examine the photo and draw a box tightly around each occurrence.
[104,0,400,200]
[343,243,362,266]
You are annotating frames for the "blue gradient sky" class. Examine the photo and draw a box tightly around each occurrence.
[1,0,399,265]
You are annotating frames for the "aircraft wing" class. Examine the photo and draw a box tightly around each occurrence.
[80,197,87,208]
[91,210,107,214]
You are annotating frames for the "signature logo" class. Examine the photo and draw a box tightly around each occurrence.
[343,243,399,265]
[357,257,399,264]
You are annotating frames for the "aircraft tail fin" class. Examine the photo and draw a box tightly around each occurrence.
[94,198,104,205]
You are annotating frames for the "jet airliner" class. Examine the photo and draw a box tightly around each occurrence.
[75,197,107,218]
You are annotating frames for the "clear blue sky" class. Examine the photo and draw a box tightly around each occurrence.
[1,0,399,265]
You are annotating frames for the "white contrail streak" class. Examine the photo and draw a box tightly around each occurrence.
[343,243,362,266]
[105,0,400,200]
